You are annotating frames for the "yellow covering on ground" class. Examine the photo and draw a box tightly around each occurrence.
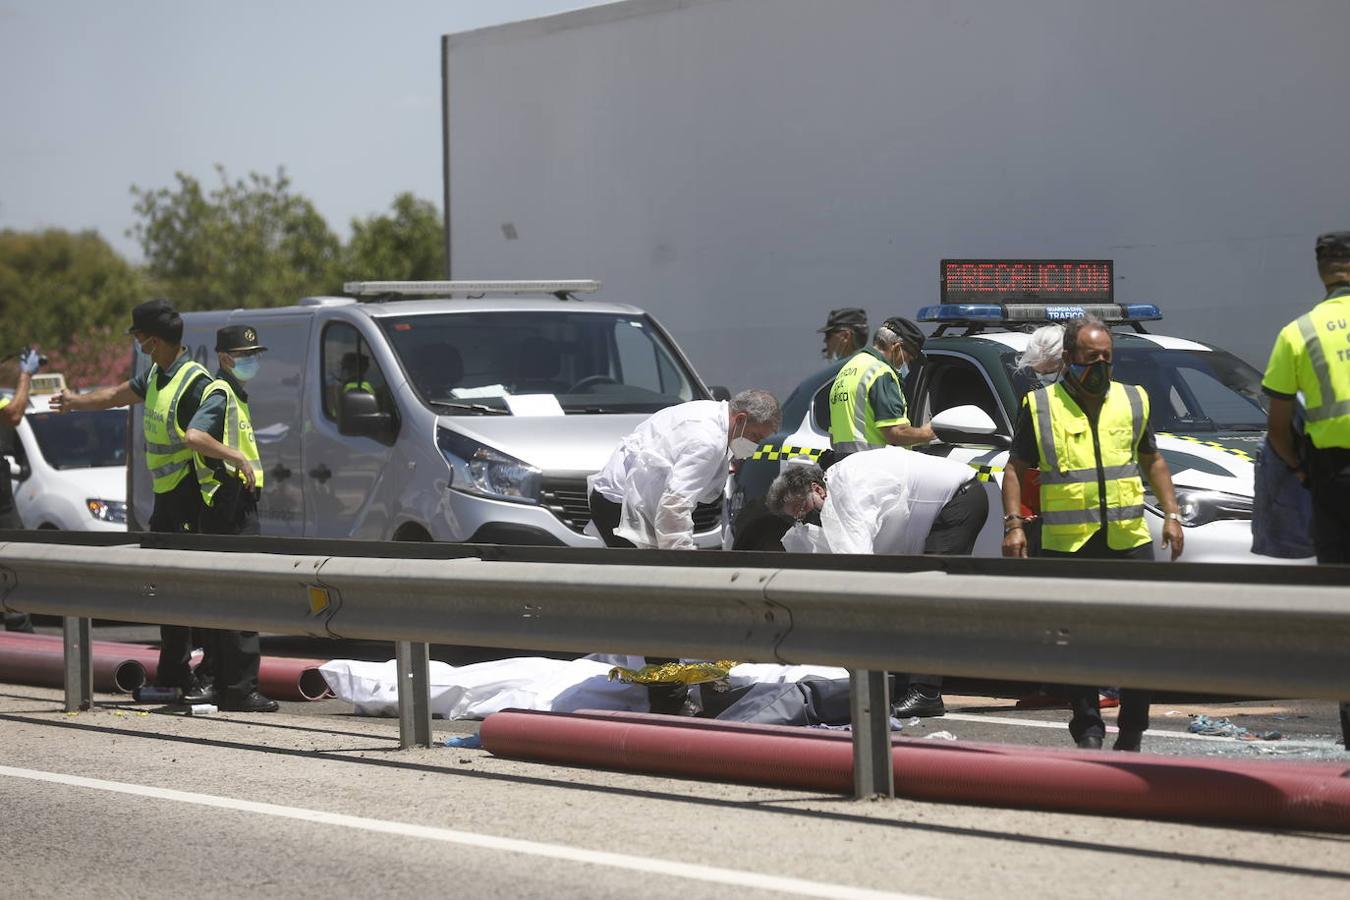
[607,660,741,686]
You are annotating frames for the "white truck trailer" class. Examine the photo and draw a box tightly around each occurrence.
[441,0,1350,398]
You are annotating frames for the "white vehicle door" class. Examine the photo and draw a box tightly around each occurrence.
[302,319,399,538]
[911,350,1015,557]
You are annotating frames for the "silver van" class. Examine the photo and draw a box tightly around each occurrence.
[128,281,727,546]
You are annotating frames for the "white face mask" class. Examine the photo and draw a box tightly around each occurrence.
[231,355,261,381]
[729,417,758,460]
[1037,371,1059,387]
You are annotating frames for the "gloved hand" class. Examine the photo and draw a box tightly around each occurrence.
[18,346,41,375]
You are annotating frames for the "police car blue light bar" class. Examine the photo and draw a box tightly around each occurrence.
[917,303,1162,325]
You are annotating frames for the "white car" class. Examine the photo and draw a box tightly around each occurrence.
[734,301,1307,563]
[4,377,127,532]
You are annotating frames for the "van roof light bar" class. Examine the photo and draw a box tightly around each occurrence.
[916,302,1162,336]
[343,280,601,302]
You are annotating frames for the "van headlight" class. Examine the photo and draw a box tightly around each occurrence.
[1145,489,1251,528]
[437,428,541,504]
[87,499,127,524]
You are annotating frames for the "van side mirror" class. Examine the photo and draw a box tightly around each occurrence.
[929,405,1009,448]
[338,390,395,441]
[709,385,732,402]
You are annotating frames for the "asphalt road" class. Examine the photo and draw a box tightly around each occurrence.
[2,630,1348,899]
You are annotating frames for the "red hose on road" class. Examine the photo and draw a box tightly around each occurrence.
[479,709,1350,832]
[0,632,333,700]
[0,632,150,693]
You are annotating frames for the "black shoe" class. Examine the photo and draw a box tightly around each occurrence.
[218,691,279,713]
[1113,729,1143,752]
[182,680,218,705]
[1076,735,1104,750]
[891,686,946,718]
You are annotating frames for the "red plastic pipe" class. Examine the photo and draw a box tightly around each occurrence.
[479,709,1350,832]
[0,633,332,700]
[0,632,149,693]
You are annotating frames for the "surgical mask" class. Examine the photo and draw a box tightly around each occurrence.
[1037,371,1060,387]
[1066,360,1111,397]
[729,418,758,460]
[135,337,156,356]
[899,362,910,380]
[231,355,261,382]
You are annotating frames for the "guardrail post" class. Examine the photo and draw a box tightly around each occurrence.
[63,616,93,712]
[396,640,433,749]
[849,669,893,799]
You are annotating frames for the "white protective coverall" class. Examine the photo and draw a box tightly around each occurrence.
[782,446,973,555]
[589,400,730,549]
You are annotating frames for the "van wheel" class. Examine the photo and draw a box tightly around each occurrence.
[393,523,432,542]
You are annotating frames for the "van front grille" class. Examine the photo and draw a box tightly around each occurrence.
[540,477,723,536]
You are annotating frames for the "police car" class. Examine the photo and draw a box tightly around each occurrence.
[3,374,128,532]
[732,259,1303,563]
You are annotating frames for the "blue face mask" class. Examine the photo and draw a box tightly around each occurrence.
[231,355,260,382]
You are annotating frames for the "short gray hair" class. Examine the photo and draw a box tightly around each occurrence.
[1016,324,1065,372]
[766,463,825,516]
[730,389,781,430]
[1063,315,1110,356]
[873,325,900,351]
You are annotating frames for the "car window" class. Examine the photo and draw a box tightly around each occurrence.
[919,353,1008,433]
[321,323,392,422]
[1112,347,1266,432]
[26,410,127,469]
[378,311,697,414]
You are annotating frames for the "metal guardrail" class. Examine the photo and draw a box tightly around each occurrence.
[2,536,1348,798]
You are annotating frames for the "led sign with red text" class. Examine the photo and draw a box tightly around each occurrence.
[941,259,1113,304]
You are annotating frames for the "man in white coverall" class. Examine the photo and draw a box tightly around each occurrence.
[766,447,989,718]
[588,389,781,550]
[588,388,780,715]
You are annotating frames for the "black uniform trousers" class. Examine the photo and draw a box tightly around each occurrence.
[909,478,989,691]
[588,489,688,714]
[148,477,208,689]
[1041,529,1154,742]
[197,478,262,698]
[0,506,34,632]
[1306,446,1350,745]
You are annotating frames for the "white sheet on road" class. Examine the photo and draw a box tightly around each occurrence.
[320,656,849,719]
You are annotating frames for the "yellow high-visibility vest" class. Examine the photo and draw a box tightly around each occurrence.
[828,349,904,453]
[194,378,263,506]
[1028,382,1152,553]
[143,358,211,494]
[1264,293,1350,449]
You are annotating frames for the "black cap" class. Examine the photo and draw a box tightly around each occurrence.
[215,324,267,353]
[818,307,868,333]
[1315,231,1350,262]
[881,316,925,354]
[125,298,180,338]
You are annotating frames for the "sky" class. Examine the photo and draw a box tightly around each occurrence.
[0,0,604,261]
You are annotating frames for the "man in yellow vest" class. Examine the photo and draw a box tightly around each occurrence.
[180,324,277,712]
[1,346,42,632]
[827,317,934,456]
[51,299,216,698]
[1262,230,1350,747]
[1001,316,1184,752]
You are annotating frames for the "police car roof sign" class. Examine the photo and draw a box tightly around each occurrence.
[941,259,1113,304]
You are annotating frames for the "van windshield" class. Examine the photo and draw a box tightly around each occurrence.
[379,311,700,414]
[28,410,128,469]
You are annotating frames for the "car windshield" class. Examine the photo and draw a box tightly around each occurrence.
[379,311,699,414]
[27,410,128,469]
[1004,345,1268,433]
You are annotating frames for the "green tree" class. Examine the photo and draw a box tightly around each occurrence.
[130,165,342,310]
[0,228,145,382]
[342,192,445,281]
